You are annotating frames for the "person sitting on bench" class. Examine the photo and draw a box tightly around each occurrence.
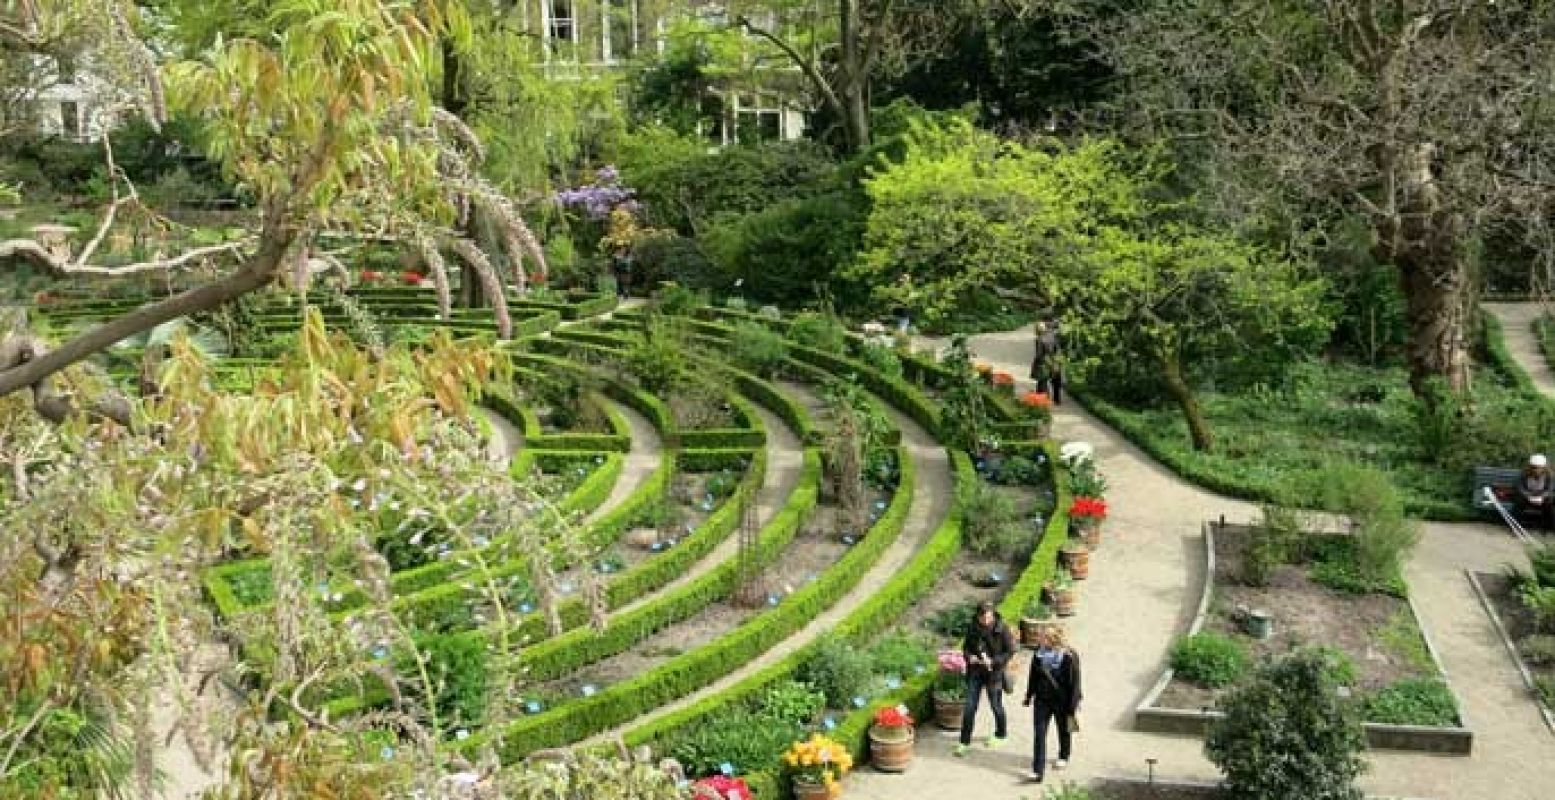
[1518,454,1555,530]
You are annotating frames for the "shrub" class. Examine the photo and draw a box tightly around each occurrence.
[1519,583,1555,633]
[787,311,849,355]
[1361,678,1458,726]
[1520,634,1555,667]
[798,638,875,709]
[624,317,690,393]
[1206,650,1366,800]
[865,632,935,678]
[1308,536,1407,597]
[729,321,789,378]
[758,680,826,727]
[655,282,706,316]
[990,455,1044,487]
[1169,632,1250,688]
[418,634,488,729]
[701,191,870,306]
[856,340,904,380]
[667,707,804,778]
[1530,544,1555,588]
[924,599,980,639]
[961,480,1027,558]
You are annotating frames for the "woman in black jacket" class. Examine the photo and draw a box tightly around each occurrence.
[1023,625,1082,783]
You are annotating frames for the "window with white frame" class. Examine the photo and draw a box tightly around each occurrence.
[548,0,576,46]
[603,0,636,62]
[735,94,783,143]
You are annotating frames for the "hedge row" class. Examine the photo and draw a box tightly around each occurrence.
[619,450,972,760]
[465,443,916,760]
[318,448,763,718]
[507,446,827,684]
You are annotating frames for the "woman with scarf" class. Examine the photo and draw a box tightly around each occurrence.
[1023,625,1082,783]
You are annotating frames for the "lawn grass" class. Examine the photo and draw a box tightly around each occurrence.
[1079,355,1541,521]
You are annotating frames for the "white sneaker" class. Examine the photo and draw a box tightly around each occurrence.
[1054,759,1068,770]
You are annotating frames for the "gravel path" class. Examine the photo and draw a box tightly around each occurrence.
[476,404,524,463]
[846,327,1555,800]
[582,402,954,747]
[616,399,807,615]
[581,400,662,526]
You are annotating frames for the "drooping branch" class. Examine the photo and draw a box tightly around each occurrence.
[445,236,511,339]
[735,16,847,123]
[414,234,453,320]
[0,238,253,278]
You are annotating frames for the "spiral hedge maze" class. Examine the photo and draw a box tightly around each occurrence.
[29,288,1072,797]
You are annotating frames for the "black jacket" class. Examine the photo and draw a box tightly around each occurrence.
[1025,648,1082,713]
[962,614,1016,676]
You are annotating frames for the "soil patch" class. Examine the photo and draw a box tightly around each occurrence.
[1157,524,1445,715]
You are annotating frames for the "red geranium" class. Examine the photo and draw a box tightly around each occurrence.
[872,705,914,728]
[1069,496,1108,520]
[692,775,751,800]
[401,270,425,285]
[360,270,384,282]
[992,371,1015,386]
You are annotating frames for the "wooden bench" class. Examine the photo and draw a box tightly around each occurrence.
[1474,466,1530,512]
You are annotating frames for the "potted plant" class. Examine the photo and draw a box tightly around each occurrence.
[1045,568,1078,617]
[868,705,916,772]
[992,370,1016,396]
[783,733,853,799]
[1019,596,1057,647]
[1060,537,1091,580]
[931,650,967,729]
[1069,496,1108,548]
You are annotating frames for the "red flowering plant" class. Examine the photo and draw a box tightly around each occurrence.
[1021,391,1052,409]
[401,270,425,285]
[692,775,752,800]
[870,703,915,744]
[1069,496,1108,521]
[992,371,1015,387]
[360,269,384,282]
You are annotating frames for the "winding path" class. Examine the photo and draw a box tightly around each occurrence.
[1486,302,1555,395]
[616,398,807,615]
[582,402,955,747]
[846,326,1555,800]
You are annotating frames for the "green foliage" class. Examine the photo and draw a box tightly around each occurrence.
[624,317,691,393]
[924,599,981,639]
[856,340,904,380]
[787,311,849,355]
[798,638,875,708]
[961,480,1027,558]
[865,632,935,679]
[1206,650,1366,800]
[1040,783,1096,800]
[989,455,1045,487]
[1372,612,1435,674]
[1242,506,1305,587]
[1361,679,1458,727]
[1519,583,1555,633]
[937,337,989,452]
[419,633,488,730]
[1520,635,1555,667]
[702,192,870,304]
[1529,544,1555,588]
[667,706,805,778]
[655,283,707,316]
[1313,465,1418,594]
[621,136,841,235]
[1169,632,1250,688]
[729,321,789,378]
[758,680,827,727]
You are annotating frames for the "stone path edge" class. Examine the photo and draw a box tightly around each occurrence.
[1465,569,1555,736]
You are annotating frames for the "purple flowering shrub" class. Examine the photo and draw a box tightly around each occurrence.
[555,166,642,221]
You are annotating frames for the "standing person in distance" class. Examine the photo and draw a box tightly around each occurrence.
[955,600,1017,756]
[1023,625,1082,783]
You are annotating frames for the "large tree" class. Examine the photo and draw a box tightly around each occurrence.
[1083,0,1555,399]
[0,0,548,415]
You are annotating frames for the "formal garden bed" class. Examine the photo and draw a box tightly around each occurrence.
[1140,512,1471,753]
[1469,548,1555,728]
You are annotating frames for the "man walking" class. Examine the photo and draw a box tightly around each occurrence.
[955,601,1016,756]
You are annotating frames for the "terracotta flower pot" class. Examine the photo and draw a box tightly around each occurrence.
[1060,545,1090,580]
[1083,521,1103,549]
[1046,585,1077,617]
[793,777,838,800]
[932,694,964,730]
[868,725,915,773]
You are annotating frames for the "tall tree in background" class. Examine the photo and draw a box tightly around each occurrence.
[1085,0,1555,401]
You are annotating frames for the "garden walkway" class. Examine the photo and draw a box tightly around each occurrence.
[582,402,955,747]
[1485,302,1555,396]
[616,398,808,615]
[845,328,1555,800]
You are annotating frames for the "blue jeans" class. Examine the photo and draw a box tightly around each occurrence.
[959,671,1007,745]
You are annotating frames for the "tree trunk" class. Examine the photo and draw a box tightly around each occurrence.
[838,0,870,152]
[1397,252,1469,398]
[1159,351,1213,452]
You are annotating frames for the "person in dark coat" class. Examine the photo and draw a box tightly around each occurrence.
[1023,625,1082,783]
[1518,454,1555,530]
[955,600,1017,756]
[1029,319,1065,405]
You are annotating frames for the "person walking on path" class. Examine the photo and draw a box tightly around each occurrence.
[955,600,1016,756]
[1030,320,1066,405]
[1023,625,1082,783]
[893,274,917,333]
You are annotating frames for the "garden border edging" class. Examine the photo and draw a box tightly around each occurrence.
[1465,569,1555,736]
